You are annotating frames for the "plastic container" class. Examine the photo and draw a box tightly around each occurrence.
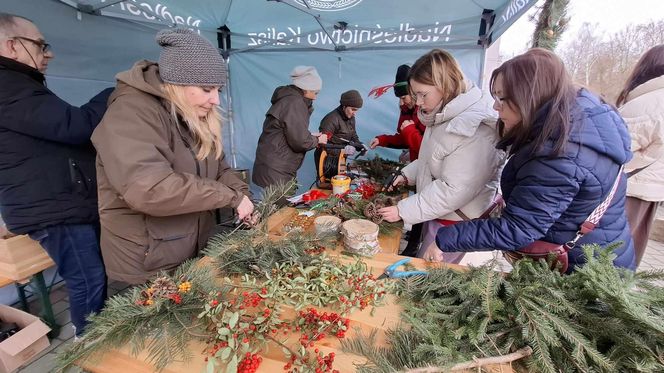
[331,175,351,195]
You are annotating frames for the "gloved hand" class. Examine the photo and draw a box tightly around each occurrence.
[344,145,356,155]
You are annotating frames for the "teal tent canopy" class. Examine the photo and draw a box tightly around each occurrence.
[2,0,536,188]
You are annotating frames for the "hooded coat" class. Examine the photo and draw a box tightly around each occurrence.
[252,85,318,188]
[398,83,503,225]
[92,60,249,284]
[436,89,636,271]
[620,75,664,202]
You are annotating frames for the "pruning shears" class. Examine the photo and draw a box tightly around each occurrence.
[377,258,428,279]
[338,137,368,160]
[382,166,401,192]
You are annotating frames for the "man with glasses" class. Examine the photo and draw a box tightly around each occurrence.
[0,13,112,339]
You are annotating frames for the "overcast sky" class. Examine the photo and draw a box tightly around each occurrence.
[498,0,664,57]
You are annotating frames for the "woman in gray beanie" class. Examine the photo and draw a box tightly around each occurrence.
[252,66,328,193]
[91,28,253,284]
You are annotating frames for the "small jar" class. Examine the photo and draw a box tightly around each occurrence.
[331,175,351,195]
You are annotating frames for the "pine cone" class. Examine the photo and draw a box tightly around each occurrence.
[363,203,375,219]
[363,203,383,224]
[151,276,178,298]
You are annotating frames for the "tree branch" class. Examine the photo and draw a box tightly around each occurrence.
[402,346,533,373]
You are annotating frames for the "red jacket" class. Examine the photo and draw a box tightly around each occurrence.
[376,105,425,161]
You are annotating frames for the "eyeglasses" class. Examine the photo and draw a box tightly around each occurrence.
[12,36,51,53]
[410,91,429,102]
[492,94,510,108]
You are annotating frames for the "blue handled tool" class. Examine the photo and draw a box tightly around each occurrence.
[377,258,428,279]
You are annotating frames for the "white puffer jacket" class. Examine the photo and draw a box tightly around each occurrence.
[620,75,664,202]
[398,82,505,225]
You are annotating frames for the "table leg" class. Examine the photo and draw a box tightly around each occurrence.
[30,272,60,338]
[15,282,31,312]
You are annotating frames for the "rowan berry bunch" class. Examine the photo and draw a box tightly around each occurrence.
[263,255,392,313]
[199,258,392,373]
[237,352,262,373]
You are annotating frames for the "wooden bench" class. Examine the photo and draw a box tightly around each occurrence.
[0,234,60,338]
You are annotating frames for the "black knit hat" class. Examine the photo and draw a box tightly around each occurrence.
[340,90,363,108]
[394,64,410,97]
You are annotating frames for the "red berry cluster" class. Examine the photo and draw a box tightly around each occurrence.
[304,245,326,255]
[297,308,350,343]
[314,351,338,373]
[238,352,262,373]
[340,274,386,310]
[206,340,229,356]
[282,351,339,373]
[167,293,182,304]
[239,291,263,309]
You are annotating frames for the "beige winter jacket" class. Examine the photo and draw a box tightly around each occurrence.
[620,75,664,202]
[398,82,504,225]
[92,61,249,284]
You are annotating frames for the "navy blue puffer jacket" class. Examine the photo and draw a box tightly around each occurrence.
[436,89,636,271]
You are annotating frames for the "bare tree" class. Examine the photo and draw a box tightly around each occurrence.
[557,20,664,103]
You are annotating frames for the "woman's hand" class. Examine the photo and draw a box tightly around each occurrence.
[378,205,402,223]
[392,174,407,187]
[386,174,407,192]
[369,137,380,149]
[243,211,261,227]
[420,242,444,262]
[236,195,254,221]
[400,120,414,131]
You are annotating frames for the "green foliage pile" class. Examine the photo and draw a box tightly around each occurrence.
[342,245,664,372]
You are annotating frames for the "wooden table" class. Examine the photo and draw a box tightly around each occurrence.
[79,206,513,373]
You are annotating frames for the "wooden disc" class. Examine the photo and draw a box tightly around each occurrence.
[341,219,379,241]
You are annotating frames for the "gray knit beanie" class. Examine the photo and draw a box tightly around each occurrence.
[340,90,363,108]
[156,28,227,86]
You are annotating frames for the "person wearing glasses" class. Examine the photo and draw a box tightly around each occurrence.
[369,64,426,163]
[377,49,504,265]
[0,13,112,338]
[432,49,635,272]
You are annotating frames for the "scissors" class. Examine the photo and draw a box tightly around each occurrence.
[377,258,428,279]
[338,137,368,159]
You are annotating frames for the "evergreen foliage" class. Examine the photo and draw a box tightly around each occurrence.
[531,0,570,50]
[342,245,664,372]
[56,260,220,371]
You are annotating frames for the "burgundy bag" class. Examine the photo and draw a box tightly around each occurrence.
[504,166,624,273]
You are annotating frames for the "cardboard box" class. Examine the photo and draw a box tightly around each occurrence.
[0,235,54,281]
[0,305,50,373]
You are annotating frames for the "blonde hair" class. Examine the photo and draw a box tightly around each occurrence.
[409,49,465,107]
[162,83,222,160]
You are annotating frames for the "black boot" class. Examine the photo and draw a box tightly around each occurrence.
[400,222,423,257]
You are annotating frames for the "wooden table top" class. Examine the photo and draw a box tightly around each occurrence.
[78,203,511,373]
